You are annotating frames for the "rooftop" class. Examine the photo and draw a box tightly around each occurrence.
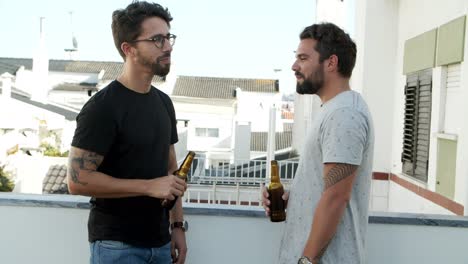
[0,57,165,83]
[172,75,279,99]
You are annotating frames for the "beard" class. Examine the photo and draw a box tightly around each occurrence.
[295,65,324,95]
[152,62,170,77]
[137,52,171,77]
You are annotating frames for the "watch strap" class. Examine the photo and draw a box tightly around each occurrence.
[170,221,186,231]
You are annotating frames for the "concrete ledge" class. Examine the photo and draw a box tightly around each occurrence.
[1,193,468,227]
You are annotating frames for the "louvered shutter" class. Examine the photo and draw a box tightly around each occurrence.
[402,69,432,182]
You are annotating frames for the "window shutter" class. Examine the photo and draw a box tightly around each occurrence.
[402,70,432,182]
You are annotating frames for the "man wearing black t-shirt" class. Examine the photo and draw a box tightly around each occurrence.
[67,2,187,263]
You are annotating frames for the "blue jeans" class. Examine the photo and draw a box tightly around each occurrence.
[90,240,172,264]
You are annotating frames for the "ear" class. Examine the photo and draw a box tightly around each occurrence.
[121,42,134,58]
[326,54,339,73]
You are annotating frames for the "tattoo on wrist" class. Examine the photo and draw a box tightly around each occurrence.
[323,163,357,189]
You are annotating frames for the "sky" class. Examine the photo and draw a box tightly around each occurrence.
[0,0,316,93]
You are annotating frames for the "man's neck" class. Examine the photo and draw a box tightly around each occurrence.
[317,78,351,104]
[117,63,154,94]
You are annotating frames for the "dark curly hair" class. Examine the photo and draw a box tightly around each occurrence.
[300,23,356,78]
[112,1,173,59]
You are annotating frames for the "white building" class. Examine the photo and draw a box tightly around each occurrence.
[294,0,468,215]
[171,75,292,165]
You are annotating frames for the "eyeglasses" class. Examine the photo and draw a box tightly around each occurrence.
[131,33,176,49]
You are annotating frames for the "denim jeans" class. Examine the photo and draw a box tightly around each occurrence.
[90,240,172,264]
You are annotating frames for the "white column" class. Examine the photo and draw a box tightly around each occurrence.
[459,18,468,215]
[32,17,49,103]
[266,106,276,181]
[427,67,446,192]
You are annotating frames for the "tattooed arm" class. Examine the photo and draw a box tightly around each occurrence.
[302,163,358,263]
[67,146,187,199]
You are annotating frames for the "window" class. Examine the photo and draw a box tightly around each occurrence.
[195,128,219,137]
[401,69,432,182]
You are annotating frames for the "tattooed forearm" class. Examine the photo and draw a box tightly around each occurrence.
[69,157,89,185]
[323,163,357,189]
[68,149,103,186]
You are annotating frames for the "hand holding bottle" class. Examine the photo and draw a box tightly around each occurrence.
[262,186,289,217]
[147,175,187,200]
[262,160,288,222]
[161,151,196,209]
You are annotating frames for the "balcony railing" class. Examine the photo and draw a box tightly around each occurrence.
[181,157,299,206]
[186,157,298,186]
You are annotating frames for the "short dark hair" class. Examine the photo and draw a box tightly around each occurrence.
[111,1,173,59]
[300,23,356,78]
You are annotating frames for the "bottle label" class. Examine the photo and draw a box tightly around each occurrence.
[268,187,286,222]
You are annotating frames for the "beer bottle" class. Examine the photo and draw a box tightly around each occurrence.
[161,151,196,209]
[268,160,286,222]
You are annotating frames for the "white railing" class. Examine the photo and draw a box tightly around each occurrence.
[181,157,298,206]
[183,183,263,206]
[186,157,298,186]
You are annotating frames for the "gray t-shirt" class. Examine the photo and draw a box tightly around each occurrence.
[278,90,374,264]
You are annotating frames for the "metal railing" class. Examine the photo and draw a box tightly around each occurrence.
[181,157,299,207]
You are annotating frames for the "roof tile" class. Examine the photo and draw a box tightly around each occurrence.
[172,76,279,99]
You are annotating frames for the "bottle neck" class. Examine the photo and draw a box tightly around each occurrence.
[270,174,281,183]
[177,152,195,177]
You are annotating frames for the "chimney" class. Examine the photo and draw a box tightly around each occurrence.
[31,17,49,103]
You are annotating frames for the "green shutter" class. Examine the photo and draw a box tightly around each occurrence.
[403,29,437,74]
[436,137,457,199]
[436,16,466,66]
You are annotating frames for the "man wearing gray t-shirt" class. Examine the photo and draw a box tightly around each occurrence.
[262,23,374,264]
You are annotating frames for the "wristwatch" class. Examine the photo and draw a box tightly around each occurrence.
[298,256,313,264]
[170,220,189,232]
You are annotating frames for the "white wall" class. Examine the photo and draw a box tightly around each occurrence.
[370,180,389,212]
[0,204,90,264]
[174,102,234,152]
[354,0,399,173]
[187,115,233,152]
[1,199,468,264]
[387,180,454,215]
[388,0,468,210]
[366,221,468,263]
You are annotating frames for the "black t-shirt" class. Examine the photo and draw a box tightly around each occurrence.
[71,80,178,247]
